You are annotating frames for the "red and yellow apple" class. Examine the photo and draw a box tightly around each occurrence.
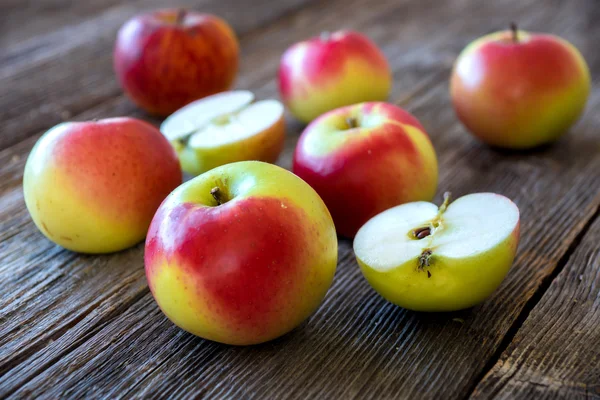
[279,30,392,123]
[293,102,438,238]
[451,25,590,149]
[161,91,285,176]
[23,117,182,253]
[145,161,338,345]
[114,9,239,116]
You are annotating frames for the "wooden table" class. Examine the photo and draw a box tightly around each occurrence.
[2,0,600,398]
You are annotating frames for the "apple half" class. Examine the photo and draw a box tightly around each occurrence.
[353,192,520,312]
[161,90,286,176]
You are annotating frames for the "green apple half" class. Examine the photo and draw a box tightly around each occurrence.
[353,192,520,311]
[161,90,285,176]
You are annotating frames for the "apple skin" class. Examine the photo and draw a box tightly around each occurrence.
[451,29,590,149]
[173,115,285,176]
[357,219,520,312]
[23,118,182,254]
[145,161,338,345]
[114,9,239,116]
[279,30,392,123]
[293,102,438,238]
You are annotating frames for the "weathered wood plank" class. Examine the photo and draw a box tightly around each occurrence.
[470,213,600,400]
[0,0,124,48]
[1,0,600,398]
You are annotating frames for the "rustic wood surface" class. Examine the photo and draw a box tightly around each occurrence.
[1,0,599,398]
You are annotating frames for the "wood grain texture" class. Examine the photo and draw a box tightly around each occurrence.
[471,213,600,400]
[1,0,600,398]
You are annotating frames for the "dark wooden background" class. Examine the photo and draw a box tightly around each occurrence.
[1,0,600,398]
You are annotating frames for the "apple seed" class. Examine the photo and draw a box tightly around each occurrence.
[413,227,431,239]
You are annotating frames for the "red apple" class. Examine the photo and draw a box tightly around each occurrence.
[114,9,239,116]
[279,30,392,123]
[24,118,182,253]
[293,102,438,238]
[145,161,338,345]
[451,25,590,149]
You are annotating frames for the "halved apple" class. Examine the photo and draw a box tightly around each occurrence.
[353,192,520,312]
[161,90,286,176]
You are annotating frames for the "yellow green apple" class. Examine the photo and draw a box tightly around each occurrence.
[451,25,590,149]
[145,161,338,345]
[161,90,286,176]
[354,192,520,311]
[293,101,438,237]
[23,118,182,253]
[279,30,392,123]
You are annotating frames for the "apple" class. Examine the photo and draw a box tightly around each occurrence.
[451,24,590,149]
[293,102,438,238]
[114,9,239,116]
[145,161,338,345]
[23,117,182,253]
[279,30,392,123]
[354,192,520,312]
[161,90,285,176]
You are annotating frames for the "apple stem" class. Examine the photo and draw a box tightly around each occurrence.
[510,22,519,43]
[346,117,358,129]
[320,31,331,41]
[210,187,224,206]
[176,9,187,26]
[438,192,452,214]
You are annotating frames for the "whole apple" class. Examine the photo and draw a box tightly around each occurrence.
[114,9,239,116]
[293,102,438,238]
[145,161,338,345]
[23,118,182,253]
[451,25,590,149]
[354,193,520,311]
[279,30,392,123]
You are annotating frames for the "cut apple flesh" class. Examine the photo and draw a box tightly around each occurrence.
[160,90,255,141]
[188,100,284,148]
[354,193,520,272]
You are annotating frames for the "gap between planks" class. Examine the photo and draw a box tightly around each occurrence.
[464,198,600,399]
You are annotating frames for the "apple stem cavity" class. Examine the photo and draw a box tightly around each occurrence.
[345,117,358,129]
[210,187,225,206]
[176,9,187,26]
[510,22,519,43]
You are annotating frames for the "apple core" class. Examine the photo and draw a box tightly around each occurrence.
[354,192,520,311]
